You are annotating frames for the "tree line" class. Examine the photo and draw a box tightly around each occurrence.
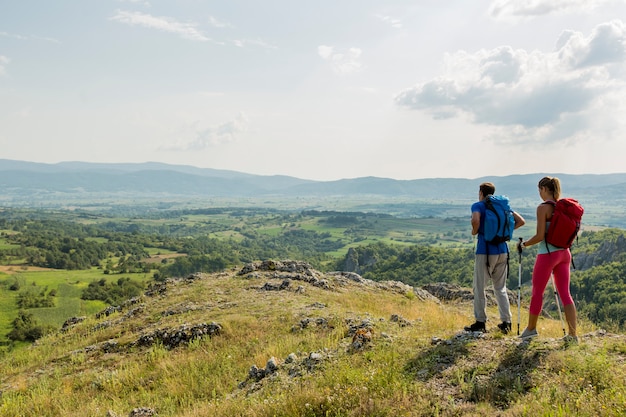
[337,229,626,330]
[0,216,342,279]
[1,213,625,331]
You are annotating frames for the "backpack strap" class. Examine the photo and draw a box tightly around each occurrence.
[486,240,510,277]
[481,200,491,269]
[541,200,556,254]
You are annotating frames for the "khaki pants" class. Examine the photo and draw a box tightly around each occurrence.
[473,253,512,323]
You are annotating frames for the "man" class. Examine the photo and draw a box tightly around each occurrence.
[464,182,525,334]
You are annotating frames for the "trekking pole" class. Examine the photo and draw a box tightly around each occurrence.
[517,237,523,335]
[551,274,566,336]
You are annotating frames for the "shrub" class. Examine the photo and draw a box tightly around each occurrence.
[7,310,55,342]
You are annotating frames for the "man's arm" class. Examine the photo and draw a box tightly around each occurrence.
[513,211,525,230]
[471,211,480,235]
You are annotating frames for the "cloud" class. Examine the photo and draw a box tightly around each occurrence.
[375,14,403,29]
[557,20,626,68]
[232,38,277,49]
[318,45,363,74]
[1,31,59,43]
[110,10,214,42]
[0,31,28,40]
[395,20,626,144]
[0,55,9,75]
[488,0,624,20]
[116,0,151,6]
[167,113,249,151]
[208,15,234,29]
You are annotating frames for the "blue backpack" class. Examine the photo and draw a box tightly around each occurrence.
[483,195,515,245]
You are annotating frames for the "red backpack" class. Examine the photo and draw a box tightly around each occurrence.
[544,198,584,249]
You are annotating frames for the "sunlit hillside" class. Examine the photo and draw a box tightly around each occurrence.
[1,260,624,417]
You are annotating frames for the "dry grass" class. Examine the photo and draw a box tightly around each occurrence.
[0,261,624,417]
[0,265,54,274]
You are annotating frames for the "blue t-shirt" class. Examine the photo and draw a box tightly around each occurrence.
[472,200,509,255]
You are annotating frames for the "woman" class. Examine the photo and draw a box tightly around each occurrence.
[519,176,578,343]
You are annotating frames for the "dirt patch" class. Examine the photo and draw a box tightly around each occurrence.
[0,265,55,274]
[143,253,187,264]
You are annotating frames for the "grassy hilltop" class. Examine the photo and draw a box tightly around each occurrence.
[1,260,624,417]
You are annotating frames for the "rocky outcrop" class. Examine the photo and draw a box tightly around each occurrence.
[78,322,223,355]
[341,247,378,275]
[107,407,156,417]
[61,316,86,332]
[573,234,626,270]
[238,350,333,392]
[238,260,457,304]
[421,282,516,306]
[134,322,222,349]
[421,282,474,302]
[238,260,331,289]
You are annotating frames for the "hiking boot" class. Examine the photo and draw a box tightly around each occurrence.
[519,328,538,340]
[464,321,486,332]
[497,321,512,334]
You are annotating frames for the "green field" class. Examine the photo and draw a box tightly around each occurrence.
[0,202,615,347]
[0,208,478,344]
[0,268,153,344]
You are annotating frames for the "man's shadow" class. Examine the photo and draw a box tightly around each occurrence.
[405,332,545,410]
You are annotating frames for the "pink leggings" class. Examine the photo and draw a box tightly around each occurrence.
[529,249,574,316]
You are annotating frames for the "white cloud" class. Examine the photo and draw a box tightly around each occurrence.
[231,38,277,49]
[0,31,28,40]
[1,31,59,43]
[166,113,249,151]
[0,55,9,75]
[116,0,151,6]
[317,45,363,74]
[110,10,214,42]
[557,20,626,68]
[375,14,403,29]
[395,20,626,145]
[208,15,233,29]
[489,0,625,20]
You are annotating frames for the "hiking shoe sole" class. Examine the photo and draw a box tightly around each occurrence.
[464,321,486,332]
[519,328,538,340]
[497,322,512,334]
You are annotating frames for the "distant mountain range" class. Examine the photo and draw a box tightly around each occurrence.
[1,159,625,207]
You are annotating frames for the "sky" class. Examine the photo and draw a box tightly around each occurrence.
[1,1,626,181]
